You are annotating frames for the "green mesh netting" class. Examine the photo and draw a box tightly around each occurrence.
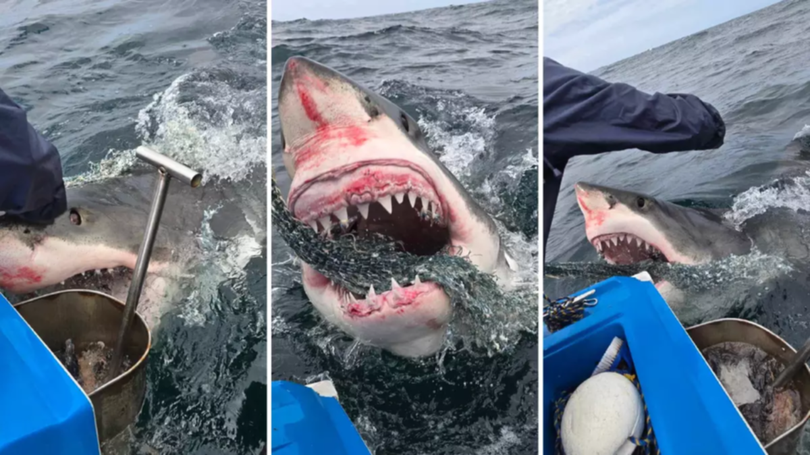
[271,172,537,355]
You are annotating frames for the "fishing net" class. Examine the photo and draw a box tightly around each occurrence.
[271,171,537,355]
[545,252,793,293]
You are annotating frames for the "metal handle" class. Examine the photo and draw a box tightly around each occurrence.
[108,147,202,378]
[774,337,810,389]
[136,146,202,187]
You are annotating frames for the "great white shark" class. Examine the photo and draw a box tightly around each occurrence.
[573,180,810,299]
[0,169,262,328]
[277,56,517,358]
[574,181,753,267]
[566,178,810,331]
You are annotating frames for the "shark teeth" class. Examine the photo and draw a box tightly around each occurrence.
[378,195,393,214]
[339,274,434,315]
[318,216,333,233]
[303,189,443,233]
[357,203,369,219]
[592,233,666,262]
[335,207,349,228]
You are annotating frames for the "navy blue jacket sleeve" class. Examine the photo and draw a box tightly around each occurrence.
[542,57,725,256]
[0,88,67,223]
[543,57,725,169]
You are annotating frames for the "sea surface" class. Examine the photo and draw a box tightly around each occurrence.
[545,0,810,450]
[271,1,539,454]
[0,1,267,453]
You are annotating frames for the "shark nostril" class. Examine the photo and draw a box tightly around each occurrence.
[70,209,82,226]
[400,112,410,132]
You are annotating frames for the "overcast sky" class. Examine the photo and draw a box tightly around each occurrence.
[272,0,488,22]
[545,0,781,72]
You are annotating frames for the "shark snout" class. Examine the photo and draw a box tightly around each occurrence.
[278,55,377,179]
[575,182,613,213]
[279,56,370,142]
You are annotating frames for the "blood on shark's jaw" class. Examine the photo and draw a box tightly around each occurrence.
[277,56,514,357]
[574,182,702,266]
[589,233,671,265]
[301,263,451,358]
[286,160,457,357]
[290,161,451,254]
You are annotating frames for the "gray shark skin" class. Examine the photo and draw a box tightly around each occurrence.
[0,170,259,327]
[574,181,752,266]
[277,56,516,357]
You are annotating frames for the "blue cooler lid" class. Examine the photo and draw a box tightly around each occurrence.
[0,294,100,455]
[272,380,371,455]
[544,276,766,454]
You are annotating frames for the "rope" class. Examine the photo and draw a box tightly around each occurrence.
[542,291,596,333]
[552,390,572,455]
[623,372,660,455]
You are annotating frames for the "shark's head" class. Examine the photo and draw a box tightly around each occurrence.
[0,176,180,325]
[574,182,752,266]
[278,56,514,357]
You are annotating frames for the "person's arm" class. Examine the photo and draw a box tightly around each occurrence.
[0,88,67,223]
[543,57,725,169]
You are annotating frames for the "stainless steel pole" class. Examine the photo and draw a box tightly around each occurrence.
[108,146,202,378]
[774,337,810,389]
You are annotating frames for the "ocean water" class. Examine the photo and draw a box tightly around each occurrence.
[545,0,810,450]
[271,0,539,453]
[0,1,267,453]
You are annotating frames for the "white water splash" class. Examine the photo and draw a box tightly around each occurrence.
[724,171,810,228]
[136,70,266,184]
[503,147,537,179]
[67,67,266,187]
[179,206,263,325]
[793,124,810,142]
[473,426,523,455]
[417,101,495,180]
[64,148,137,187]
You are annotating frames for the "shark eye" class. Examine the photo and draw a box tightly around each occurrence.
[400,112,410,132]
[636,197,647,209]
[70,209,82,226]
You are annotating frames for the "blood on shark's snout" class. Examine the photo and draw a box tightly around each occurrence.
[279,56,513,357]
[293,125,372,173]
[576,186,607,229]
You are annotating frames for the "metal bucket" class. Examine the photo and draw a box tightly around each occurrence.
[687,318,810,454]
[14,289,151,445]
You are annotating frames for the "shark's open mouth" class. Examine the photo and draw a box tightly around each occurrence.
[591,233,670,265]
[13,267,134,300]
[294,164,452,316]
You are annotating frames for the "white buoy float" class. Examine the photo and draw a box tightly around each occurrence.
[561,371,645,455]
